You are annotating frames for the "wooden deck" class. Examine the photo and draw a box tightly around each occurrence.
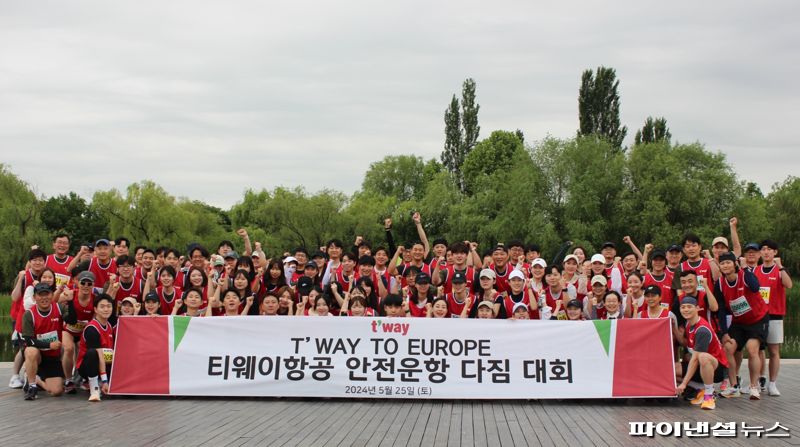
[0,363,798,446]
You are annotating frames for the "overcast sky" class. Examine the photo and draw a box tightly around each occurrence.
[1,1,798,208]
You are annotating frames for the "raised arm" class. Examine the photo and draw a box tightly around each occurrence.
[387,246,404,276]
[237,228,253,257]
[412,212,430,258]
[622,236,643,260]
[729,217,742,257]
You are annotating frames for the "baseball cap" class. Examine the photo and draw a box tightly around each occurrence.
[590,275,608,286]
[34,283,53,294]
[680,296,698,306]
[711,237,729,248]
[76,271,96,283]
[212,258,224,267]
[509,270,526,281]
[311,251,327,259]
[250,251,262,258]
[95,238,110,246]
[667,244,682,253]
[305,261,318,269]
[416,273,431,284]
[601,241,616,250]
[283,256,298,264]
[644,285,661,296]
[590,254,606,264]
[563,254,579,264]
[297,276,313,294]
[479,268,496,279]
[477,301,494,310]
[452,272,467,284]
[512,302,529,313]
[224,251,239,260]
[650,249,666,260]
[144,291,159,302]
[566,299,582,309]
[121,297,138,306]
[531,258,547,268]
[744,242,760,252]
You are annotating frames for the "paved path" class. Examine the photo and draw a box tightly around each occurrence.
[0,364,798,446]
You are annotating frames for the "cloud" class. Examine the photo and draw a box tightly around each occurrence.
[1,0,798,207]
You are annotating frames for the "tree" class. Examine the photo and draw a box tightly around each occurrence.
[578,66,627,150]
[768,176,800,273]
[461,130,525,195]
[40,192,109,248]
[362,155,429,202]
[0,165,48,288]
[441,78,480,192]
[634,116,671,145]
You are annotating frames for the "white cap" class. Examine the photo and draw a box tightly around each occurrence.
[531,258,547,268]
[590,254,606,264]
[591,275,608,286]
[563,254,579,264]
[283,256,298,264]
[712,236,729,248]
[479,268,496,279]
[512,302,529,313]
[509,269,526,281]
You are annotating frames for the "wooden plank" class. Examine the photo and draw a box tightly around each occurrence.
[404,400,435,447]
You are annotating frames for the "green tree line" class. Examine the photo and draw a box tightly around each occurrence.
[2,67,798,289]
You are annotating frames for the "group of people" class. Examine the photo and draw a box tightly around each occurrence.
[7,214,792,410]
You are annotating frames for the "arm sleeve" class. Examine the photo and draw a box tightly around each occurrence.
[743,268,760,292]
[550,242,572,268]
[21,312,51,349]
[62,300,77,325]
[692,327,712,353]
[385,230,396,257]
[83,326,102,350]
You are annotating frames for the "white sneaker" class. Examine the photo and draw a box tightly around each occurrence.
[88,389,101,402]
[9,375,23,389]
[740,386,750,394]
[749,386,761,400]
[768,383,780,396]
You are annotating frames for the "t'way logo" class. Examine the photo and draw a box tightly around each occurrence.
[370,320,410,336]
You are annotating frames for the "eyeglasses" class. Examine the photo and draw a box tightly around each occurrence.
[80,280,94,286]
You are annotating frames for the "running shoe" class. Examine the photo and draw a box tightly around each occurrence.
[88,389,101,402]
[720,387,740,398]
[768,383,780,396]
[9,375,23,389]
[720,378,729,391]
[690,389,705,405]
[64,380,77,395]
[80,378,90,391]
[24,386,38,401]
[749,386,761,400]
[759,376,767,392]
[700,396,716,410]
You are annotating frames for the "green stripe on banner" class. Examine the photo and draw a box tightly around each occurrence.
[592,320,611,355]
[173,316,191,352]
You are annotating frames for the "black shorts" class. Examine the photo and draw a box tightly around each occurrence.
[38,356,65,380]
[682,360,725,384]
[728,316,769,352]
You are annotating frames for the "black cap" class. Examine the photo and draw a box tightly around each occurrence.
[566,299,582,309]
[224,251,239,260]
[415,273,431,284]
[452,272,467,284]
[144,291,160,302]
[601,241,616,250]
[305,261,318,269]
[667,244,682,253]
[644,285,662,296]
[311,251,327,259]
[33,283,53,294]
[744,242,760,252]
[297,276,314,294]
[650,249,666,260]
[760,239,779,250]
[95,238,110,246]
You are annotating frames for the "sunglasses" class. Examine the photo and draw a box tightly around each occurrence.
[80,280,94,286]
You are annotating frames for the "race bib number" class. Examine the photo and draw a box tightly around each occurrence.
[55,273,71,287]
[102,348,114,363]
[36,331,58,349]
[759,287,771,304]
[729,296,752,317]
[65,320,88,333]
[660,303,669,309]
